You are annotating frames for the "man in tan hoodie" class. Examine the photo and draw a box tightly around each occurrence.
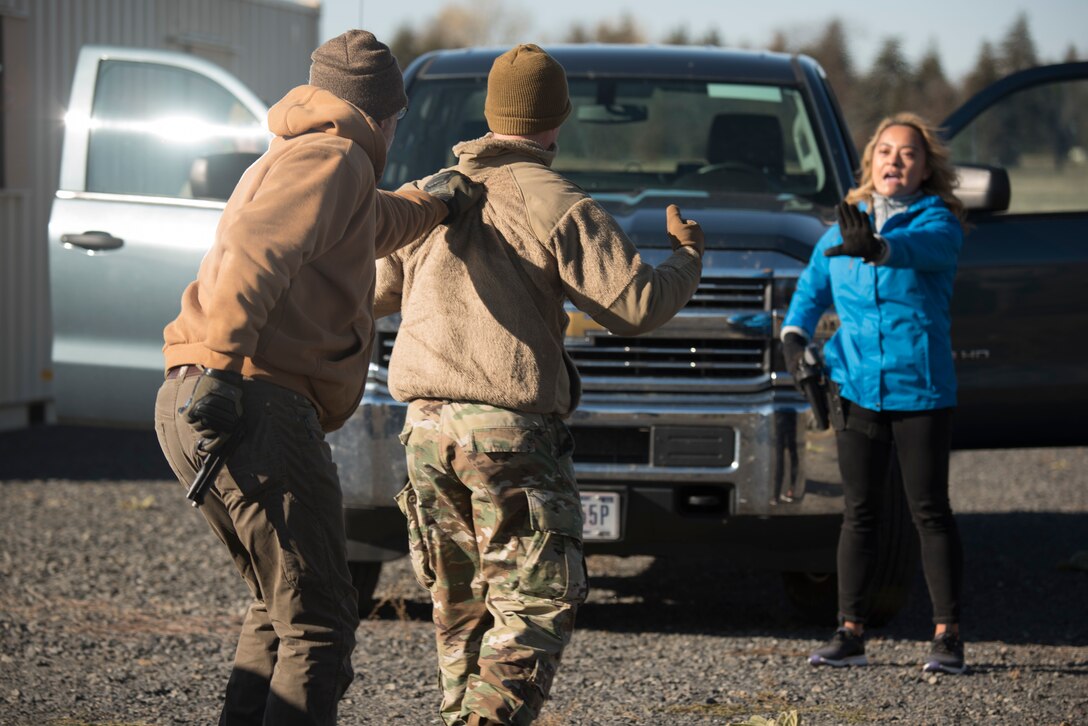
[375,44,704,726]
[153,30,481,726]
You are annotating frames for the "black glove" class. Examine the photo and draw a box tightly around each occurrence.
[423,170,484,223]
[181,369,243,454]
[825,202,886,262]
[781,332,808,383]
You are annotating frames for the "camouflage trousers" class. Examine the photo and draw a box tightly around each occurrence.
[397,400,589,726]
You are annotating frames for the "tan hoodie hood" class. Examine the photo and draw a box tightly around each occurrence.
[268,85,389,180]
[163,84,446,431]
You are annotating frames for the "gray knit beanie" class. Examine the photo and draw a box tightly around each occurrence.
[309,30,407,121]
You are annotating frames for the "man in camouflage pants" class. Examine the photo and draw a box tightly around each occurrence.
[375,44,705,726]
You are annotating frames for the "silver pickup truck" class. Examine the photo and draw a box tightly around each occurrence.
[50,44,1088,624]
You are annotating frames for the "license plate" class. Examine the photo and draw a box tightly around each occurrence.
[581,491,621,541]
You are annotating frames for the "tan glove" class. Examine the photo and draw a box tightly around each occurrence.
[666,204,704,258]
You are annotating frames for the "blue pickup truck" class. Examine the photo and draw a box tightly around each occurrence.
[50,44,1088,624]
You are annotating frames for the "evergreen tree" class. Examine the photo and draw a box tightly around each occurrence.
[698,29,722,47]
[854,38,913,148]
[389,24,420,69]
[999,13,1038,74]
[663,26,690,45]
[767,30,788,54]
[564,23,592,43]
[963,40,1001,99]
[800,21,858,134]
[595,13,645,44]
[387,1,528,67]
[563,13,644,43]
[911,45,958,127]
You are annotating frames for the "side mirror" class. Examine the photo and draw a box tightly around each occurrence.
[189,152,263,201]
[954,163,1010,213]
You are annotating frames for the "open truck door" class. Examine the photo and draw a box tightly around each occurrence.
[49,46,269,426]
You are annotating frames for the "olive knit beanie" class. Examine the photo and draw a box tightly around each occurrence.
[485,44,571,135]
[309,30,407,121]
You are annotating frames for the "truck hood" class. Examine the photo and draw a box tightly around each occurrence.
[595,192,831,270]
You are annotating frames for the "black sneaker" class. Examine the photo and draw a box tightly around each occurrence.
[809,627,868,667]
[923,632,966,674]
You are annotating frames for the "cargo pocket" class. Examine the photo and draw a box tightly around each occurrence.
[519,489,588,603]
[276,492,335,591]
[395,483,436,590]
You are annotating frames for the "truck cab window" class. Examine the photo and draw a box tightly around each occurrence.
[84,60,265,199]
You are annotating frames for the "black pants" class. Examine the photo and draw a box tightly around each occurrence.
[835,400,963,625]
[156,374,358,725]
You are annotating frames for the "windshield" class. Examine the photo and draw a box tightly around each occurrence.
[384,76,837,208]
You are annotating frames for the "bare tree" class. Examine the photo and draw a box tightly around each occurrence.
[389,1,531,67]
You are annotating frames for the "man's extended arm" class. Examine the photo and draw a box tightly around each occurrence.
[554,201,703,337]
[374,171,484,258]
[373,188,447,258]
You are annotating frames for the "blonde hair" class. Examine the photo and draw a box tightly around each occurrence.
[845,113,967,230]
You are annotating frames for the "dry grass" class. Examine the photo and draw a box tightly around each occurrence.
[0,595,240,639]
[668,691,873,724]
[1005,161,1088,213]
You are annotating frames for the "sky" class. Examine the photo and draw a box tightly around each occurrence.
[319,0,1085,82]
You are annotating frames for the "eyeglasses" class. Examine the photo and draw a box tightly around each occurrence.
[394,107,408,121]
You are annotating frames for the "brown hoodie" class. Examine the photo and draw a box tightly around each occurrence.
[375,136,702,417]
[163,85,446,431]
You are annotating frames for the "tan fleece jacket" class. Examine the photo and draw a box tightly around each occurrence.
[374,136,702,417]
[163,85,447,431]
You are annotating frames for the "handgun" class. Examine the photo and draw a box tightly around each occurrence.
[796,345,830,431]
[186,428,244,507]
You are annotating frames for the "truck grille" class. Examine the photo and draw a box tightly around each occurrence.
[685,275,768,309]
[373,275,774,390]
[567,337,766,378]
[373,330,396,368]
[376,331,768,378]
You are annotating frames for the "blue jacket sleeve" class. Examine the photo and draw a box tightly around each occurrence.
[783,226,837,337]
[880,207,963,272]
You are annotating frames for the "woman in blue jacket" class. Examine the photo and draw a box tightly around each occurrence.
[782,113,968,674]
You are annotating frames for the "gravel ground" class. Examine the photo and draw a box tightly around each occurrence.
[1,425,1086,725]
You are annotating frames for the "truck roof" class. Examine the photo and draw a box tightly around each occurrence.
[409,44,810,86]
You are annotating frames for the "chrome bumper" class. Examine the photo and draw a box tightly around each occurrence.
[329,383,844,518]
[327,382,409,510]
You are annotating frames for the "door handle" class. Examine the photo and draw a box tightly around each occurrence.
[61,231,124,252]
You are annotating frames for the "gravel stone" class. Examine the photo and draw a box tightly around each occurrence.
[1,425,1086,725]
